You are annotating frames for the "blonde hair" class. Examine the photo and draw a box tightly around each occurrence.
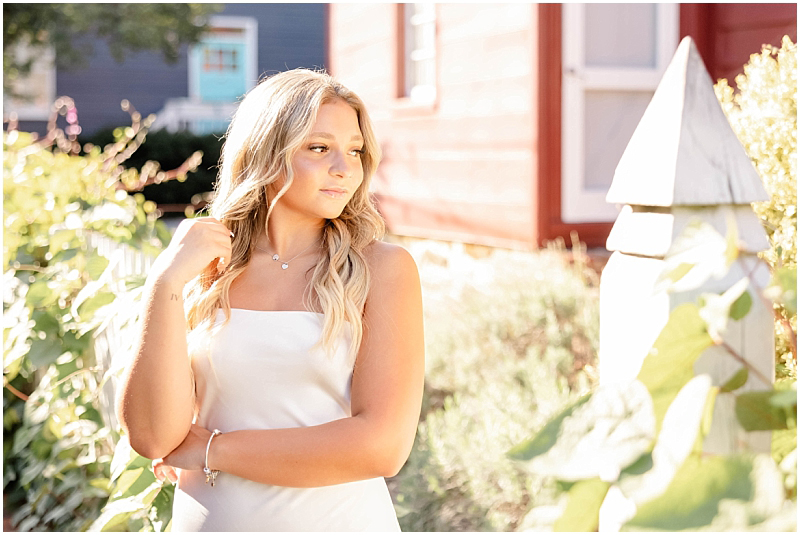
[184,69,385,364]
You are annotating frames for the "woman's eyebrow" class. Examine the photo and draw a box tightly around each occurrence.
[309,132,364,142]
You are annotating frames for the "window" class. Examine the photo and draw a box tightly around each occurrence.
[189,16,257,103]
[561,4,678,223]
[403,3,437,103]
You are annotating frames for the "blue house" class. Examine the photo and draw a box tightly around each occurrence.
[8,4,327,136]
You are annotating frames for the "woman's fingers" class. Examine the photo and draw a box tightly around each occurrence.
[152,459,179,484]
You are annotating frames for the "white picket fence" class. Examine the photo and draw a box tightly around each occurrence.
[87,232,157,430]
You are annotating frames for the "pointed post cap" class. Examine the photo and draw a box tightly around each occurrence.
[606,36,769,207]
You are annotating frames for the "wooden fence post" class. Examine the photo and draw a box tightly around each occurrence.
[598,37,774,453]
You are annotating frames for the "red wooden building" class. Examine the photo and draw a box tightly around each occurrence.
[327,3,796,249]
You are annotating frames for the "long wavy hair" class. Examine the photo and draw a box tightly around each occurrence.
[184,69,385,365]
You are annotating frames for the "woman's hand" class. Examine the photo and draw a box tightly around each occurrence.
[152,458,178,484]
[153,217,234,287]
[160,423,215,472]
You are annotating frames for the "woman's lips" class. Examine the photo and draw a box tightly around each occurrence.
[320,188,347,199]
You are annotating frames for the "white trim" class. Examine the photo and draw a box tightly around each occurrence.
[188,15,258,101]
[404,3,437,104]
[561,4,679,223]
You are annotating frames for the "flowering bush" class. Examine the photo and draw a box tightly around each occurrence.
[715,36,797,380]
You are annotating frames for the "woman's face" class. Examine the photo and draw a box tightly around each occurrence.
[273,98,365,222]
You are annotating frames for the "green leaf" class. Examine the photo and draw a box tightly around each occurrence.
[26,337,63,368]
[111,467,145,498]
[764,267,797,316]
[618,375,714,506]
[507,393,591,461]
[77,290,115,320]
[150,483,175,531]
[625,453,787,531]
[720,368,749,393]
[32,309,60,336]
[729,290,752,320]
[553,478,610,532]
[624,455,753,531]
[771,428,796,464]
[735,390,797,431]
[25,280,52,307]
[89,480,162,532]
[86,254,110,281]
[637,304,714,430]
[513,381,655,482]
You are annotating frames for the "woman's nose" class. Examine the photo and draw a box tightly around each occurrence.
[329,151,350,178]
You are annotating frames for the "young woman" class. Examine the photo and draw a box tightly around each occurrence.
[117,69,425,531]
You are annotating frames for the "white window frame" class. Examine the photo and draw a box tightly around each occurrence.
[3,43,56,121]
[188,15,258,102]
[404,3,437,103]
[561,3,679,223]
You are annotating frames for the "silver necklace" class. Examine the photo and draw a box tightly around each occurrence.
[255,240,319,270]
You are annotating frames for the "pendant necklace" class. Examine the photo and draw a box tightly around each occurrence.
[255,240,319,270]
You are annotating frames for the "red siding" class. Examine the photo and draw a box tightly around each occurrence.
[680,4,797,84]
[329,4,538,249]
[329,4,796,251]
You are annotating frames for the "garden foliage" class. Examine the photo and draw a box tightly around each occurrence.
[504,37,798,533]
[80,127,222,209]
[3,100,180,531]
[509,221,797,531]
[715,36,797,381]
[389,240,600,531]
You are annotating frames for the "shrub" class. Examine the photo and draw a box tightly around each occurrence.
[3,100,177,531]
[388,240,599,531]
[80,127,222,207]
[715,36,797,380]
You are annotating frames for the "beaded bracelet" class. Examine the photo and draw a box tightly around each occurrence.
[203,429,221,487]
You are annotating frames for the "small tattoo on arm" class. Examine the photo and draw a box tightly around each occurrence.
[171,293,180,301]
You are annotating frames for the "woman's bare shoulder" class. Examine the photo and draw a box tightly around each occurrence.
[361,240,422,326]
[362,240,420,284]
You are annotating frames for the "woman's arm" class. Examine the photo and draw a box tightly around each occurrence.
[117,217,232,460]
[162,242,425,486]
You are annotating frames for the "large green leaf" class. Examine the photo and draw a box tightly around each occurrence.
[625,455,752,530]
[624,454,785,531]
[735,389,797,431]
[150,483,175,532]
[618,375,714,506]
[512,381,655,482]
[88,480,161,532]
[553,478,610,532]
[507,393,591,461]
[637,303,714,430]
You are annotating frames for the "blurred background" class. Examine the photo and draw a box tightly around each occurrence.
[3,3,797,532]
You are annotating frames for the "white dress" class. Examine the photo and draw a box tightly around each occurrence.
[171,309,401,532]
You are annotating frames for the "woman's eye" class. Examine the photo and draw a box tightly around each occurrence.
[349,148,365,156]
[309,145,327,153]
